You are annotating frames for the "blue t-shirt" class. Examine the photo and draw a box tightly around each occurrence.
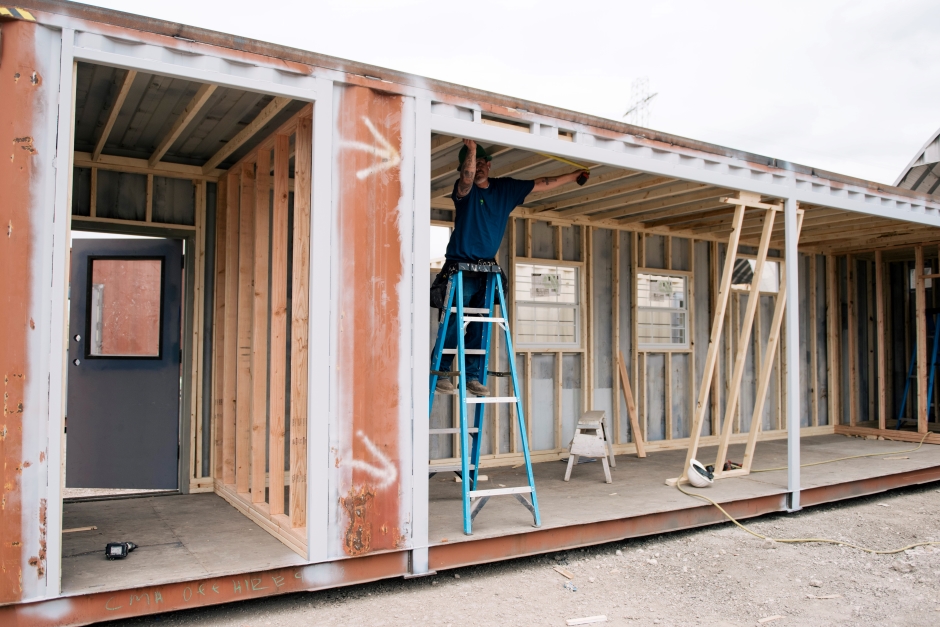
[445,177,535,262]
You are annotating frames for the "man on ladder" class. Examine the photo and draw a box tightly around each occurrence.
[432,139,589,395]
[429,139,588,534]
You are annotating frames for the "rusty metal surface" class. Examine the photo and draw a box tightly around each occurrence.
[331,85,409,557]
[0,18,41,605]
[0,552,409,627]
[800,464,940,508]
[18,1,940,205]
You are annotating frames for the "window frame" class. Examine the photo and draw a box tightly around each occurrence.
[636,269,690,351]
[513,259,582,349]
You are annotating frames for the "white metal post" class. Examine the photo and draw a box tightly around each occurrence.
[784,197,801,511]
[307,78,334,562]
[410,96,432,575]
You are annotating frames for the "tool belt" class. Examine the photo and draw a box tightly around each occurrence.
[429,259,507,310]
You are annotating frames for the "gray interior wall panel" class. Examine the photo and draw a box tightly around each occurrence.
[515,218,526,257]
[672,353,691,438]
[96,169,147,221]
[562,354,582,447]
[531,354,556,451]
[515,354,527,451]
[645,235,665,269]
[738,295,757,433]
[618,232,633,443]
[592,229,614,439]
[429,276,453,460]
[562,225,581,261]
[72,167,91,216]
[693,240,711,436]
[671,237,690,271]
[856,261,871,423]
[839,257,850,424]
[646,353,666,440]
[430,208,453,222]
[797,255,811,428]
[759,293,778,431]
[152,177,196,225]
[531,220,556,259]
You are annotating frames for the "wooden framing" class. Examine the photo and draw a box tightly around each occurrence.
[250,149,270,504]
[875,250,886,430]
[915,246,928,433]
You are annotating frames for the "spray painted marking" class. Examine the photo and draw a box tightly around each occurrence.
[347,430,397,490]
[340,117,401,180]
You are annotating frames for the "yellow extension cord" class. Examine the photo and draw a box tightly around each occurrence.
[676,431,940,555]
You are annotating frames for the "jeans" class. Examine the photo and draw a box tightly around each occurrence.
[432,272,489,383]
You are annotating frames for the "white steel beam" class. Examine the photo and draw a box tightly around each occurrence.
[307,78,334,563]
[429,114,940,228]
[784,197,801,511]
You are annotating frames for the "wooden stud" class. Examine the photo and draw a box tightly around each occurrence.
[915,246,928,433]
[710,240,721,436]
[290,117,312,528]
[582,224,589,415]
[268,135,290,516]
[89,167,97,218]
[555,351,563,453]
[250,150,271,504]
[875,250,886,430]
[618,351,646,456]
[714,206,778,473]
[688,239,696,440]
[885,255,894,425]
[737,212,803,474]
[631,232,640,441]
[235,163,255,495]
[192,182,207,480]
[93,70,137,162]
[665,237,673,440]
[809,255,819,427]
[612,231,621,444]
[145,174,153,222]
[670,196,748,485]
[149,84,218,167]
[847,255,858,426]
[213,176,228,481]
[867,259,876,423]
[223,171,240,485]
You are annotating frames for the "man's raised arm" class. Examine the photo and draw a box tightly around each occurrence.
[531,170,590,193]
[456,138,477,198]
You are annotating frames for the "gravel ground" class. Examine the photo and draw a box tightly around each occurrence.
[109,482,940,627]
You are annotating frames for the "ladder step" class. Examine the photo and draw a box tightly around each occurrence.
[429,428,479,435]
[429,463,475,473]
[442,349,487,355]
[450,307,490,314]
[466,396,518,404]
[463,317,506,323]
[468,486,532,498]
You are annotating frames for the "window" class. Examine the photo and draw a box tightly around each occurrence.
[637,272,688,349]
[86,257,164,358]
[731,258,780,293]
[514,263,579,347]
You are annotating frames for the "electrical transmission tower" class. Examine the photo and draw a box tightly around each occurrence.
[624,77,658,128]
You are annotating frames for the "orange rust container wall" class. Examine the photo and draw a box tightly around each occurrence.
[331,85,411,557]
[0,19,64,604]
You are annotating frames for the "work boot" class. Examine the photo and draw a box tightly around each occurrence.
[435,378,456,395]
[466,379,490,397]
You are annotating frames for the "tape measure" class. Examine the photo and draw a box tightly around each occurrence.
[536,152,591,185]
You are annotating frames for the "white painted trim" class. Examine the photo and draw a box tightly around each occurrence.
[307,78,334,562]
[784,198,801,511]
[429,115,940,227]
[410,96,432,575]
[72,31,318,101]
[43,27,77,599]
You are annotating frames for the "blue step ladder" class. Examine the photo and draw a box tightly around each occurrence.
[429,264,541,535]
[896,310,940,429]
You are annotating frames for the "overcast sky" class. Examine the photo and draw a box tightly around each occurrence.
[84,0,940,185]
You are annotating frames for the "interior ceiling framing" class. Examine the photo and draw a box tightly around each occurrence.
[73,62,306,171]
[432,133,940,255]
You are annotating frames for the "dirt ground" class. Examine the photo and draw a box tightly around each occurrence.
[108,483,940,627]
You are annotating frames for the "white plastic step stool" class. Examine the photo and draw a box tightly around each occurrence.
[564,410,616,484]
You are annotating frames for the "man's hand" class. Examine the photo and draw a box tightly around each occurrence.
[531,169,590,193]
[456,139,476,198]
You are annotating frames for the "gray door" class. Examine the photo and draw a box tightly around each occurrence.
[66,238,183,489]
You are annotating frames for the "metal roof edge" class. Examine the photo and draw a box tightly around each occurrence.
[893,125,940,188]
[24,0,940,207]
